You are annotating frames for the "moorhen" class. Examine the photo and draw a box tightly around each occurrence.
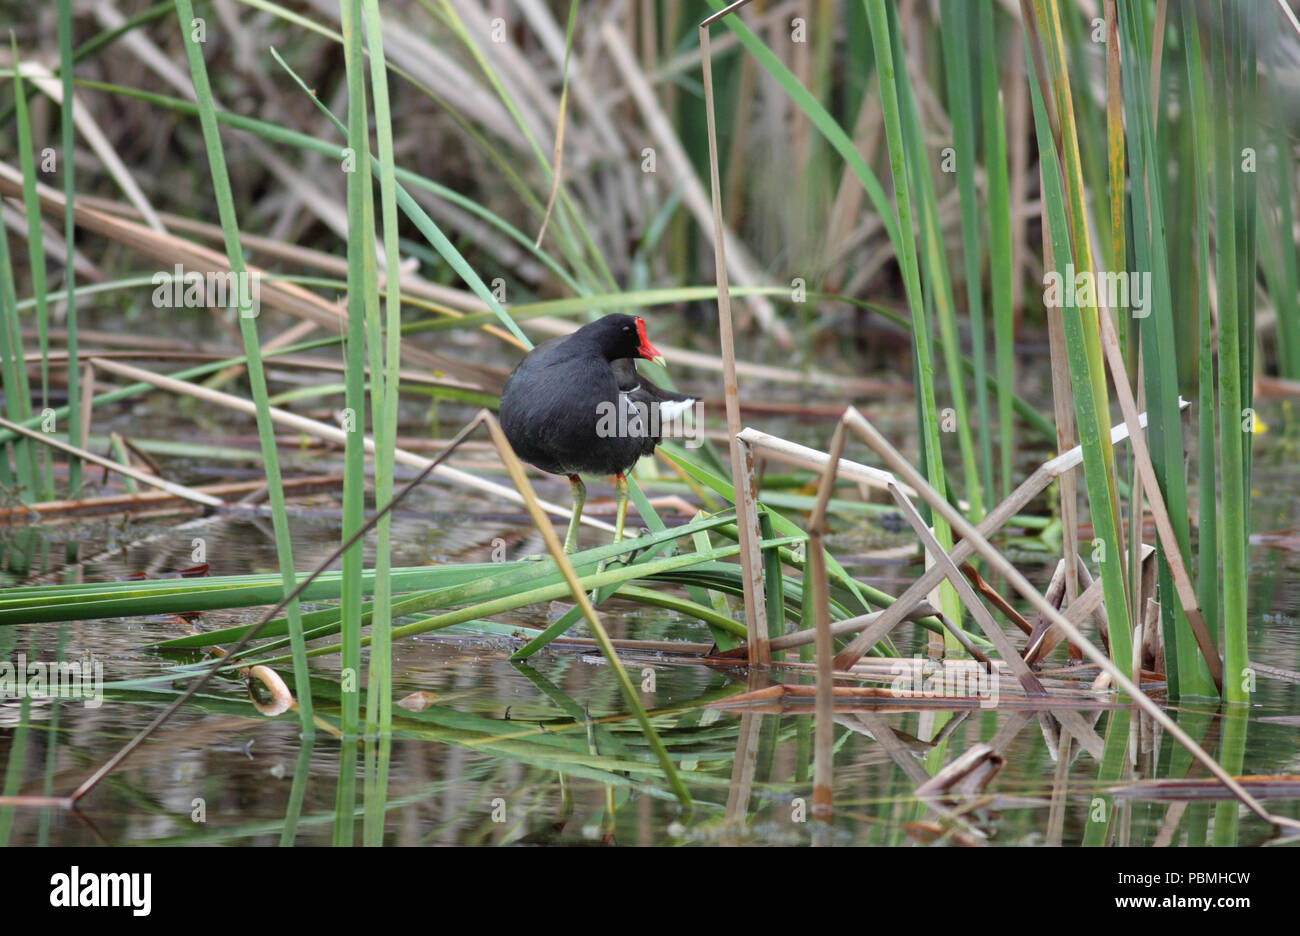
[499,314,695,552]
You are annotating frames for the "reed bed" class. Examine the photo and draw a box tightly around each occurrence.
[0,0,1298,846]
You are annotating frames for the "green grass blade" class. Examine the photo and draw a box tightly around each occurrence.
[864,0,961,636]
[1183,10,1221,675]
[1024,12,1133,672]
[1208,0,1248,703]
[1117,0,1209,695]
[11,38,53,500]
[57,0,81,499]
[171,0,315,733]
[359,0,402,846]
[942,0,994,505]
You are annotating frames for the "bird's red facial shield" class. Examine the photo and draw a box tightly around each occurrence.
[635,317,666,366]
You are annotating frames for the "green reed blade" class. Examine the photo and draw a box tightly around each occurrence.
[57,0,81,499]
[171,0,315,731]
[1208,0,1248,703]
[1182,10,1221,674]
[11,38,53,500]
[1117,0,1210,695]
[942,0,994,506]
[864,0,961,636]
[1024,9,1133,672]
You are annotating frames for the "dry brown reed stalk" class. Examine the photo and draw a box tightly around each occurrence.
[0,475,344,525]
[698,11,769,665]
[711,602,944,657]
[961,563,1033,635]
[0,416,222,507]
[1042,209,1082,621]
[737,427,913,498]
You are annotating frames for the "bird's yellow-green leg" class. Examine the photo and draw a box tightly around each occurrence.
[593,473,631,586]
[613,472,629,544]
[563,474,586,554]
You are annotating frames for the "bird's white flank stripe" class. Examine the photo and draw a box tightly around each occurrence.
[658,399,696,421]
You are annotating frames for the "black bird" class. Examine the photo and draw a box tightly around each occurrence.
[499,314,695,552]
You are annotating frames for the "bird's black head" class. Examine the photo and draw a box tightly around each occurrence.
[579,314,665,365]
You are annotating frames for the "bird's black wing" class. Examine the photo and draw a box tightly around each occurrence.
[610,359,697,457]
[611,358,695,403]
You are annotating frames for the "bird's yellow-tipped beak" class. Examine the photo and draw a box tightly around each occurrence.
[650,353,666,368]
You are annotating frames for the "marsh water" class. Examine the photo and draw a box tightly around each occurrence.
[2,398,1299,847]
